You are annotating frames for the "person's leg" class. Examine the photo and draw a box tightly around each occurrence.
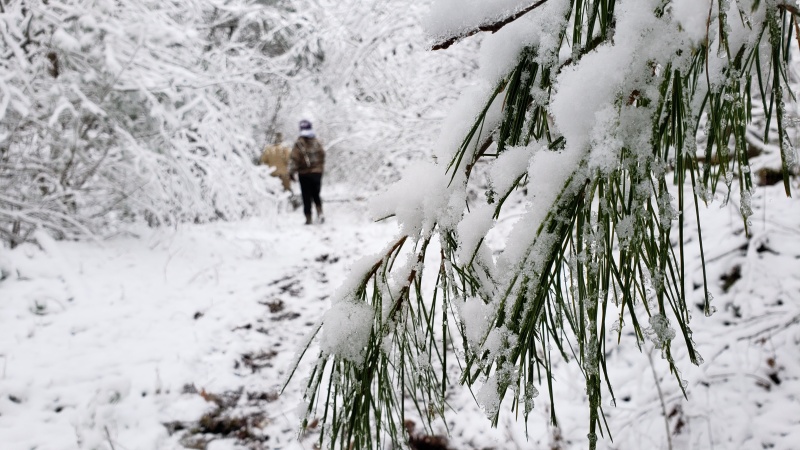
[311,173,323,222]
[298,174,313,224]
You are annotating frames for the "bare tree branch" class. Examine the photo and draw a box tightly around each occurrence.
[431,0,551,50]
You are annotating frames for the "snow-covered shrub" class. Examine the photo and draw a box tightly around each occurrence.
[0,0,288,245]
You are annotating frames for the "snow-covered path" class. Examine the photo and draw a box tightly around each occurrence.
[0,186,398,450]
[2,184,800,450]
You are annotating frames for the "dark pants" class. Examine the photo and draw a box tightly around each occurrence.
[298,173,323,216]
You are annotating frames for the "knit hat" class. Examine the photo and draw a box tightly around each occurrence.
[299,120,315,138]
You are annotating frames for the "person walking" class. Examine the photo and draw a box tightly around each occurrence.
[259,132,292,191]
[289,120,325,225]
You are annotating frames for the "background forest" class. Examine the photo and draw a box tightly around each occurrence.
[0,0,471,246]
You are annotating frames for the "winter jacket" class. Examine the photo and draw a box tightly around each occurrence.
[290,137,325,175]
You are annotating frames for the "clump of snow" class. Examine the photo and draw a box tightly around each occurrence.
[670,0,711,45]
[487,144,537,197]
[482,326,508,360]
[331,251,386,302]
[657,190,679,229]
[497,147,584,273]
[551,0,661,157]
[475,21,532,82]
[77,12,99,29]
[645,313,676,350]
[456,203,495,264]
[52,28,81,52]
[615,215,636,250]
[370,161,465,236]
[432,81,504,168]
[522,382,539,414]
[477,362,519,420]
[475,375,501,419]
[459,296,494,347]
[588,105,623,174]
[475,0,571,82]
[320,299,375,366]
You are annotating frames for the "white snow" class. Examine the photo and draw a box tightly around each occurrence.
[551,0,656,158]
[459,296,494,348]
[474,0,570,81]
[1,182,800,450]
[52,28,82,52]
[497,144,582,272]
[0,186,398,449]
[456,203,495,264]
[432,81,504,168]
[320,299,375,365]
[370,160,465,235]
[486,143,536,197]
[670,0,711,45]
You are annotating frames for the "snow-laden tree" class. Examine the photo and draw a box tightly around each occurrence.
[0,0,287,245]
[0,0,470,245]
[270,0,475,189]
[292,1,800,449]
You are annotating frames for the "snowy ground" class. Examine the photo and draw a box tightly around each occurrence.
[1,182,799,450]
[0,184,399,450]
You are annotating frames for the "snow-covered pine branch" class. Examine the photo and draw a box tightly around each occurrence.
[294,1,800,449]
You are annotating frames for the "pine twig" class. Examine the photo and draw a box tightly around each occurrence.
[431,0,552,50]
[647,349,674,450]
[104,426,117,450]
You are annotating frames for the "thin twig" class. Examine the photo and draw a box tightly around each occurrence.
[647,349,674,450]
[432,0,551,50]
[104,426,117,450]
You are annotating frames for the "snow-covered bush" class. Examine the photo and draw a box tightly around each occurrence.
[0,0,470,246]
[0,0,301,246]
[294,1,800,449]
